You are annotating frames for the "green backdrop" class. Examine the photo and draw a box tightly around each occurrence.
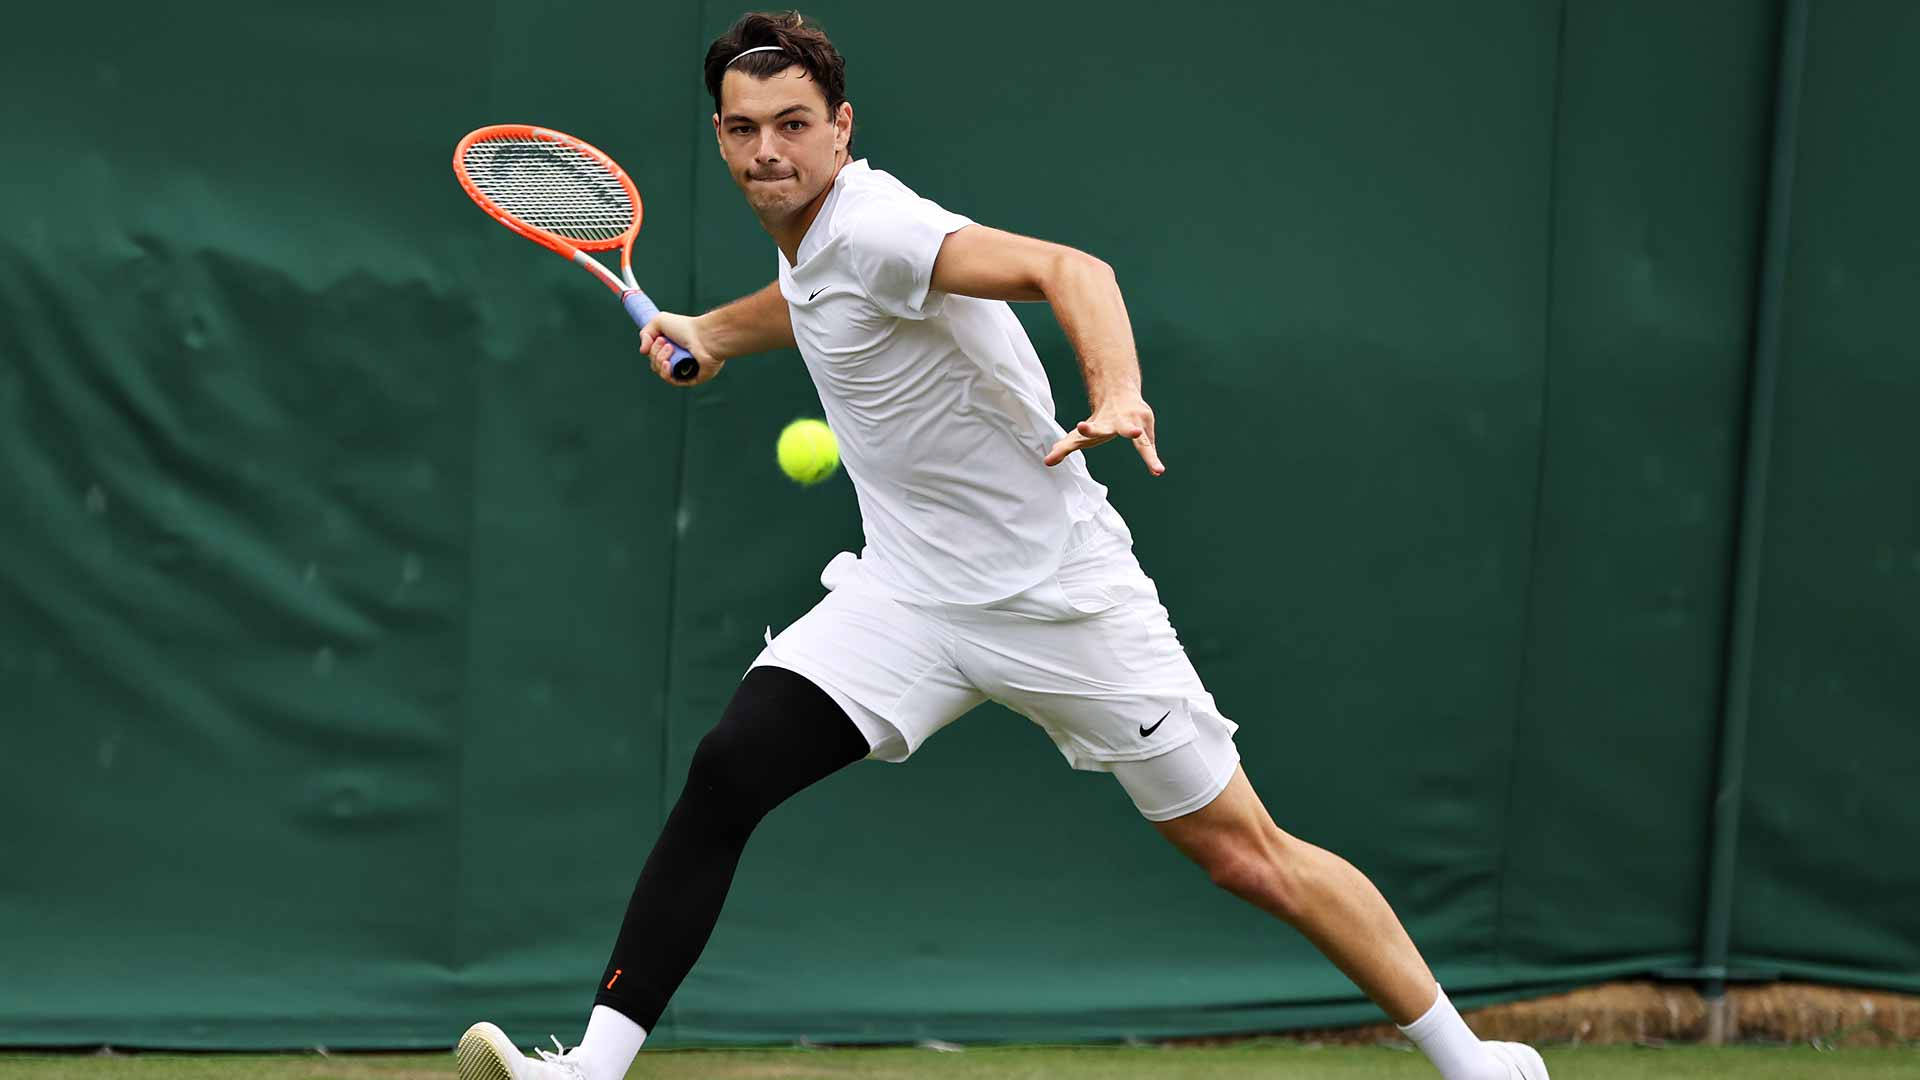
[2,0,1914,1051]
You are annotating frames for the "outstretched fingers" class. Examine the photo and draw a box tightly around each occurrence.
[1044,417,1166,475]
[1133,429,1166,475]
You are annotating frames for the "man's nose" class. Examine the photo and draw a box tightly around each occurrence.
[755,131,781,163]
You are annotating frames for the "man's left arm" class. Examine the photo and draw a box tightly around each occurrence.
[928,225,1165,476]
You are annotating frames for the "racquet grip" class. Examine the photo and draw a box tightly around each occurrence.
[622,289,699,382]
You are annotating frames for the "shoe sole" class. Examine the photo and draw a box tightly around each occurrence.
[456,1023,518,1080]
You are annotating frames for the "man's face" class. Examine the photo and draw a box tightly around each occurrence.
[713,66,851,222]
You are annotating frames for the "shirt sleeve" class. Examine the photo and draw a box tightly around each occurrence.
[841,197,974,320]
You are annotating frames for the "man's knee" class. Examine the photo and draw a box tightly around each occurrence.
[1202,840,1272,898]
[683,723,769,825]
[677,666,870,833]
[1203,829,1310,920]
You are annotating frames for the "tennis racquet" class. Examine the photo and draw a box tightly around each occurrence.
[453,124,698,381]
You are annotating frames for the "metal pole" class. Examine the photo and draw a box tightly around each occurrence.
[1697,0,1809,1046]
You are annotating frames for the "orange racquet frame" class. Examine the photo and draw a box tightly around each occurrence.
[453,123,696,380]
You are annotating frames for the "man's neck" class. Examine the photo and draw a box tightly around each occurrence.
[768,155,850,264]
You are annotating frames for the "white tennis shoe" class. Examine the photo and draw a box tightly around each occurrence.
[1483,1040,1550,1078]
[456,1021,592,1080]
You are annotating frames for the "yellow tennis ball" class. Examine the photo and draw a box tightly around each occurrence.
[776,418,839,486]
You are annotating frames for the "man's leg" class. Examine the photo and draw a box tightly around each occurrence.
[1152,766,1434,1019]
[1149,764,1545,1080]
[947,536,1545,1078]
[461,560,978,1080]
[568,666,870,1080]
[598,666,867,1016]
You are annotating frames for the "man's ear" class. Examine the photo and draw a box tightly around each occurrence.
[837,101,855,153]
[712,113,723,150]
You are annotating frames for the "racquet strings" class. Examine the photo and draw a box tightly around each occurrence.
[459,135,634,242]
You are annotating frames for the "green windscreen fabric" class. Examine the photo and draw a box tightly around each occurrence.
[1729,0,1920,992]
[1495,0,1774,987]
[1,0,1914,1051]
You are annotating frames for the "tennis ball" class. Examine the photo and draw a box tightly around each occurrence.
[776,418,839,486]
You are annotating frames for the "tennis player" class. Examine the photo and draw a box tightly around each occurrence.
[458,11,1548,1080]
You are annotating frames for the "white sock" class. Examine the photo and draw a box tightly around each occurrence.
[571,1004,647,1080]
[1397,985,1499,1080]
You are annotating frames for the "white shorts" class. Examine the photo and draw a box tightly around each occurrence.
[750,517,1240,822]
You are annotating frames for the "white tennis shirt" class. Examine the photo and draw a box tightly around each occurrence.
[775,160,1121,605]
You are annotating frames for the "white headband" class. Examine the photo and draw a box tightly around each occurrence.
[726,45,786,66]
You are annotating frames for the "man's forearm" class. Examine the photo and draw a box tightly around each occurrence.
[1041,254,1144,409]
[698,282,796,360]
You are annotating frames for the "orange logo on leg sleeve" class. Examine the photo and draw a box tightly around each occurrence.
[605,968,622,990]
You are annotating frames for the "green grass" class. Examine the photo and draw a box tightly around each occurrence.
[3,1043,1918,1079]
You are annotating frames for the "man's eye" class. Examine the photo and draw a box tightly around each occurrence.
[731,126,752,135]
[785,121,806,131]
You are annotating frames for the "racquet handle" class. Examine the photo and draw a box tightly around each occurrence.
[622,289,699,382]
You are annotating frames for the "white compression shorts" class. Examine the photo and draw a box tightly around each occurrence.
[750,516,1241,822]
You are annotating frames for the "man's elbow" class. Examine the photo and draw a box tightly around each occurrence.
[1070,249,1116,284]
[1041,247,1116,296]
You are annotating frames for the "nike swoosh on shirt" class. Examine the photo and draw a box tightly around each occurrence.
[1139,711,1169,738]
[808,286,829,301]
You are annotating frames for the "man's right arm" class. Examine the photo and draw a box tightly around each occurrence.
[639,282,794,386]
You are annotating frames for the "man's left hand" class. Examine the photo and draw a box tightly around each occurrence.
[1044,397,1166,476]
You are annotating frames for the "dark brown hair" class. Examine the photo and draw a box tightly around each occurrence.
[704,11,852,151]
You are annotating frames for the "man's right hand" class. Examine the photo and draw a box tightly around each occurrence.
[640,311,725,387]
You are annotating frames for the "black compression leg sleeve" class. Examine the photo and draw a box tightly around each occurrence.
[592,666,870,1031]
